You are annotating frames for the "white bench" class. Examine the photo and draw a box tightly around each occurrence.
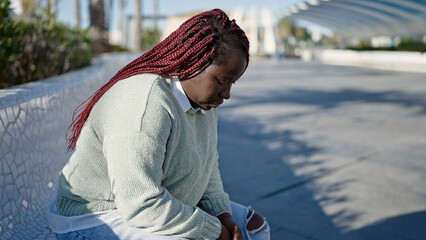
[0,52,138,239]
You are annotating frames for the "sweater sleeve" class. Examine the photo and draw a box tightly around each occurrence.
[197,155,231,216]
[102,90,221,240]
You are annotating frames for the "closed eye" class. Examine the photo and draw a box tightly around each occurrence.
[216,78,236,86]
[216,78,227,86]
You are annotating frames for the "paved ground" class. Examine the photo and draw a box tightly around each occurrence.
[217,59,426,240]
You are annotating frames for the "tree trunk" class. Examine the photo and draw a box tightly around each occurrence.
[21,0,39,22]
[89,0,111,55]
[104,0,113,31]
[47,0,56,21]
[134,0,142,52]
[120,0,127,46]
[75,0,80,28]
[153,0,158,31]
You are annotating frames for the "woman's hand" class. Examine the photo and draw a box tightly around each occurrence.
[217,224,232,240]
[217,213,243,240]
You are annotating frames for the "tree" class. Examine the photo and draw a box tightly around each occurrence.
[0,0,93,89]
[134,0,142,52]
[21,0,40,22]
[47,0,56,21]
[75,0,80,28]
[277,19,310,41]
[276,19,293,40]
[142,28,160,51]
[153,0,158,31]
[89,0,110,55]
[120,0,126,46]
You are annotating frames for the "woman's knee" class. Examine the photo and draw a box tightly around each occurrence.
[246,210,267,231]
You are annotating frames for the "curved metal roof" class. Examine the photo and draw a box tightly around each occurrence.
[279,0,426,38]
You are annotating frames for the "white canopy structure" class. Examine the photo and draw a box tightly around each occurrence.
[279,0,426,39]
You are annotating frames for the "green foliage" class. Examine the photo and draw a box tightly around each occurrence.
[347,37,426,52]
[110,44,129,52]
[277,19,310,40]
[142,28,160,51]
[0,0,20,66]
[277,20,293,39]
[397,38,426,52]
[0,0,94,89]
[356,40,371,49]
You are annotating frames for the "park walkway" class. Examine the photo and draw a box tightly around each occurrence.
[218,58,426,239]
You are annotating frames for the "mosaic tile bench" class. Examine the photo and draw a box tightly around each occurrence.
[0,53,138,239]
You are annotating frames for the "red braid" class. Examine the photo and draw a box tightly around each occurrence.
[67,9,249,151]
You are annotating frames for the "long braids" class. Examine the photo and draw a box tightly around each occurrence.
[67,9,249,151]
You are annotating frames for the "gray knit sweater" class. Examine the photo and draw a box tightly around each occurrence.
[55,74,231,240]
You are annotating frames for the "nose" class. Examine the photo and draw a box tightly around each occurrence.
[220,85,231,99]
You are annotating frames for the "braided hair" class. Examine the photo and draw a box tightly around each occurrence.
[67,8,250,151]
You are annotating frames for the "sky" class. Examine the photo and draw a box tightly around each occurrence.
[55,0,306,30]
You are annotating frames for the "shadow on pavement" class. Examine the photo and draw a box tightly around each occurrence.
[230,88,426,115]
[335,210,426,240]
[218,115,346,239]
[217,82,426,239]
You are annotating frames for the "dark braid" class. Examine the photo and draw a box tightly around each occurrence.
[67,9,249,151]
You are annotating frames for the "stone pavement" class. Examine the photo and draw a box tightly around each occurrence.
[217,59,426,239]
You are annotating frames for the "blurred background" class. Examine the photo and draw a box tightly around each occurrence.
[2,0,426,88]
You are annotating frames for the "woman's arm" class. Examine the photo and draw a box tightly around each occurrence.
[198,155,232,216]
[104,131,221,240]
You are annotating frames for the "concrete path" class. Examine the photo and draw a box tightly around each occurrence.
[217,59,426,239]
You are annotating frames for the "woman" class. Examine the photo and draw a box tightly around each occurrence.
[48,9,270,240]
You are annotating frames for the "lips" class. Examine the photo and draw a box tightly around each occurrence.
[210,103,220,108]
[209,100,223,108]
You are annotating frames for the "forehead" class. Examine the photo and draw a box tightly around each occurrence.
[209,51,247,78]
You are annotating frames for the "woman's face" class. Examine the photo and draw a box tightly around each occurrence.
[181,51,247,110]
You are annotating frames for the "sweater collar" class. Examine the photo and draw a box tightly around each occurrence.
[171,76,206,114]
